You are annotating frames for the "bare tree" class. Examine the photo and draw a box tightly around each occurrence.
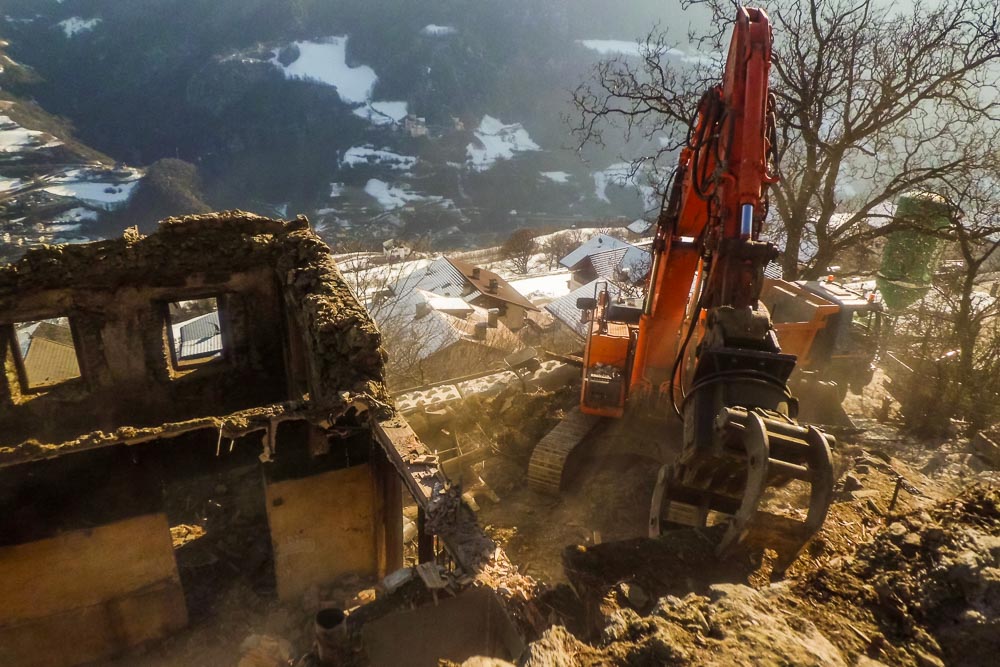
[502,228,538,274]
[938,192,1000,383]
[540,230,582,269]
[571,0,1000,279]
[885,157,1000,432]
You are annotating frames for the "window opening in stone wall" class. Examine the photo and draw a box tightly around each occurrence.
[12,317,81,390]
[167,297,225,369]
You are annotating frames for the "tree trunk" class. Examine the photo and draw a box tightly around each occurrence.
[781,223,803,280]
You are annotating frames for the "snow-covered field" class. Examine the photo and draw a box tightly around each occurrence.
[466,115,540,171]
[42,168,142,210]
[270,36,408,127]
[541,171,571,184]
[365,179,428,210]
[352,101,408,125]
[343,146,417,171]
[0,115,61,153]
[50,207,98,224]
[421,24,457,36]
[59,17,101,38]
[271,37,376,104]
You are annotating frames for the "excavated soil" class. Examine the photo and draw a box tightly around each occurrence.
[436,378,999,667]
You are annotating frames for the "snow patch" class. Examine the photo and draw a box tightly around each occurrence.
[42,168,142,211]
[343,146,417,170]
[352,100,408,125]
[593,163,632,202]
[0,115,61,153]
[0,176,23,193]
[43,181,139,209]
[328,183,344,198]
[577,39,643,57]
[578,39,708,64]
[59,17,101,37]
[50,207,98,224]
[466,115,540,171]
[271,37,376,104]
[364,179,452,211]
[365,179,425,210]
[541,171,571,184]
[422,24,457,36]
[594,163,658,210]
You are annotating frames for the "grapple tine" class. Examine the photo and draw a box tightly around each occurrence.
[803,425,834,535]
[650,407,836,574]
[717,411,770,555]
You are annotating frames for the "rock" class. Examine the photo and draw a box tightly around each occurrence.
[237,634,292,667]
[912,648,945,667]
[618,581,649,609]
[901,533,922,554]
[972,431,1000,468]
[844,474,864,492]
[601,607,642,642]
[461,658,516,667]
[522,625,601,667]
[887,522,907,540]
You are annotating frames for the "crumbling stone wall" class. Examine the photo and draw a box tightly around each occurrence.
[0,212,402,667]
[0,211,386,451]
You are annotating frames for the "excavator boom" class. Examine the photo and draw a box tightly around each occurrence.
[578,7,835,573]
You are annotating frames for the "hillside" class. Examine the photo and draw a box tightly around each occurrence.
[0,0,709,254]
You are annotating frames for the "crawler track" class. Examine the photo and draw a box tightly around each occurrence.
[527,408,601,494]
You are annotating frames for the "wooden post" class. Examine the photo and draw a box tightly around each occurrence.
[417,508,435,563]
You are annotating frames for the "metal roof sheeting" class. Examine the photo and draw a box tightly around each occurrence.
[176,311,222,360]
[544,279,623,338]
[22,336,81,387]
[627,219,652,235]
[559,234,631,270]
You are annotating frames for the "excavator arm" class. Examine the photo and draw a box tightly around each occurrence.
[580,7,835,573]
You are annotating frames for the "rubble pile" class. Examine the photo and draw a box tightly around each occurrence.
[798,485,999,666]
[454,384,579,462]
[516,482,998,667]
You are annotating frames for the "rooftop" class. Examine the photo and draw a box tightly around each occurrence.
[446,256,539,311]
[544,279,625,338]
[559,234,631,270]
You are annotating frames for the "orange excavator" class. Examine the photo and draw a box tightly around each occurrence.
[575,6,834,570]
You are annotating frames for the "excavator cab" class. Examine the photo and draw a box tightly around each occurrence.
[577,283,642,417]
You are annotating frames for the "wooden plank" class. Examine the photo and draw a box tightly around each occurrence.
[0,514,182,624]
[265,464,378,602]
[0,581,187,667]
[372,415,494,573]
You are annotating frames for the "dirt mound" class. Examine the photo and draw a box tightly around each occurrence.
[798,485,1000,666]
[521,486,999,666]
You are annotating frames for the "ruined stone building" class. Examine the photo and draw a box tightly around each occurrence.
[0,213,406,666]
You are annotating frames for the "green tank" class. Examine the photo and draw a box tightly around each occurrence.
[876,192,950,312]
